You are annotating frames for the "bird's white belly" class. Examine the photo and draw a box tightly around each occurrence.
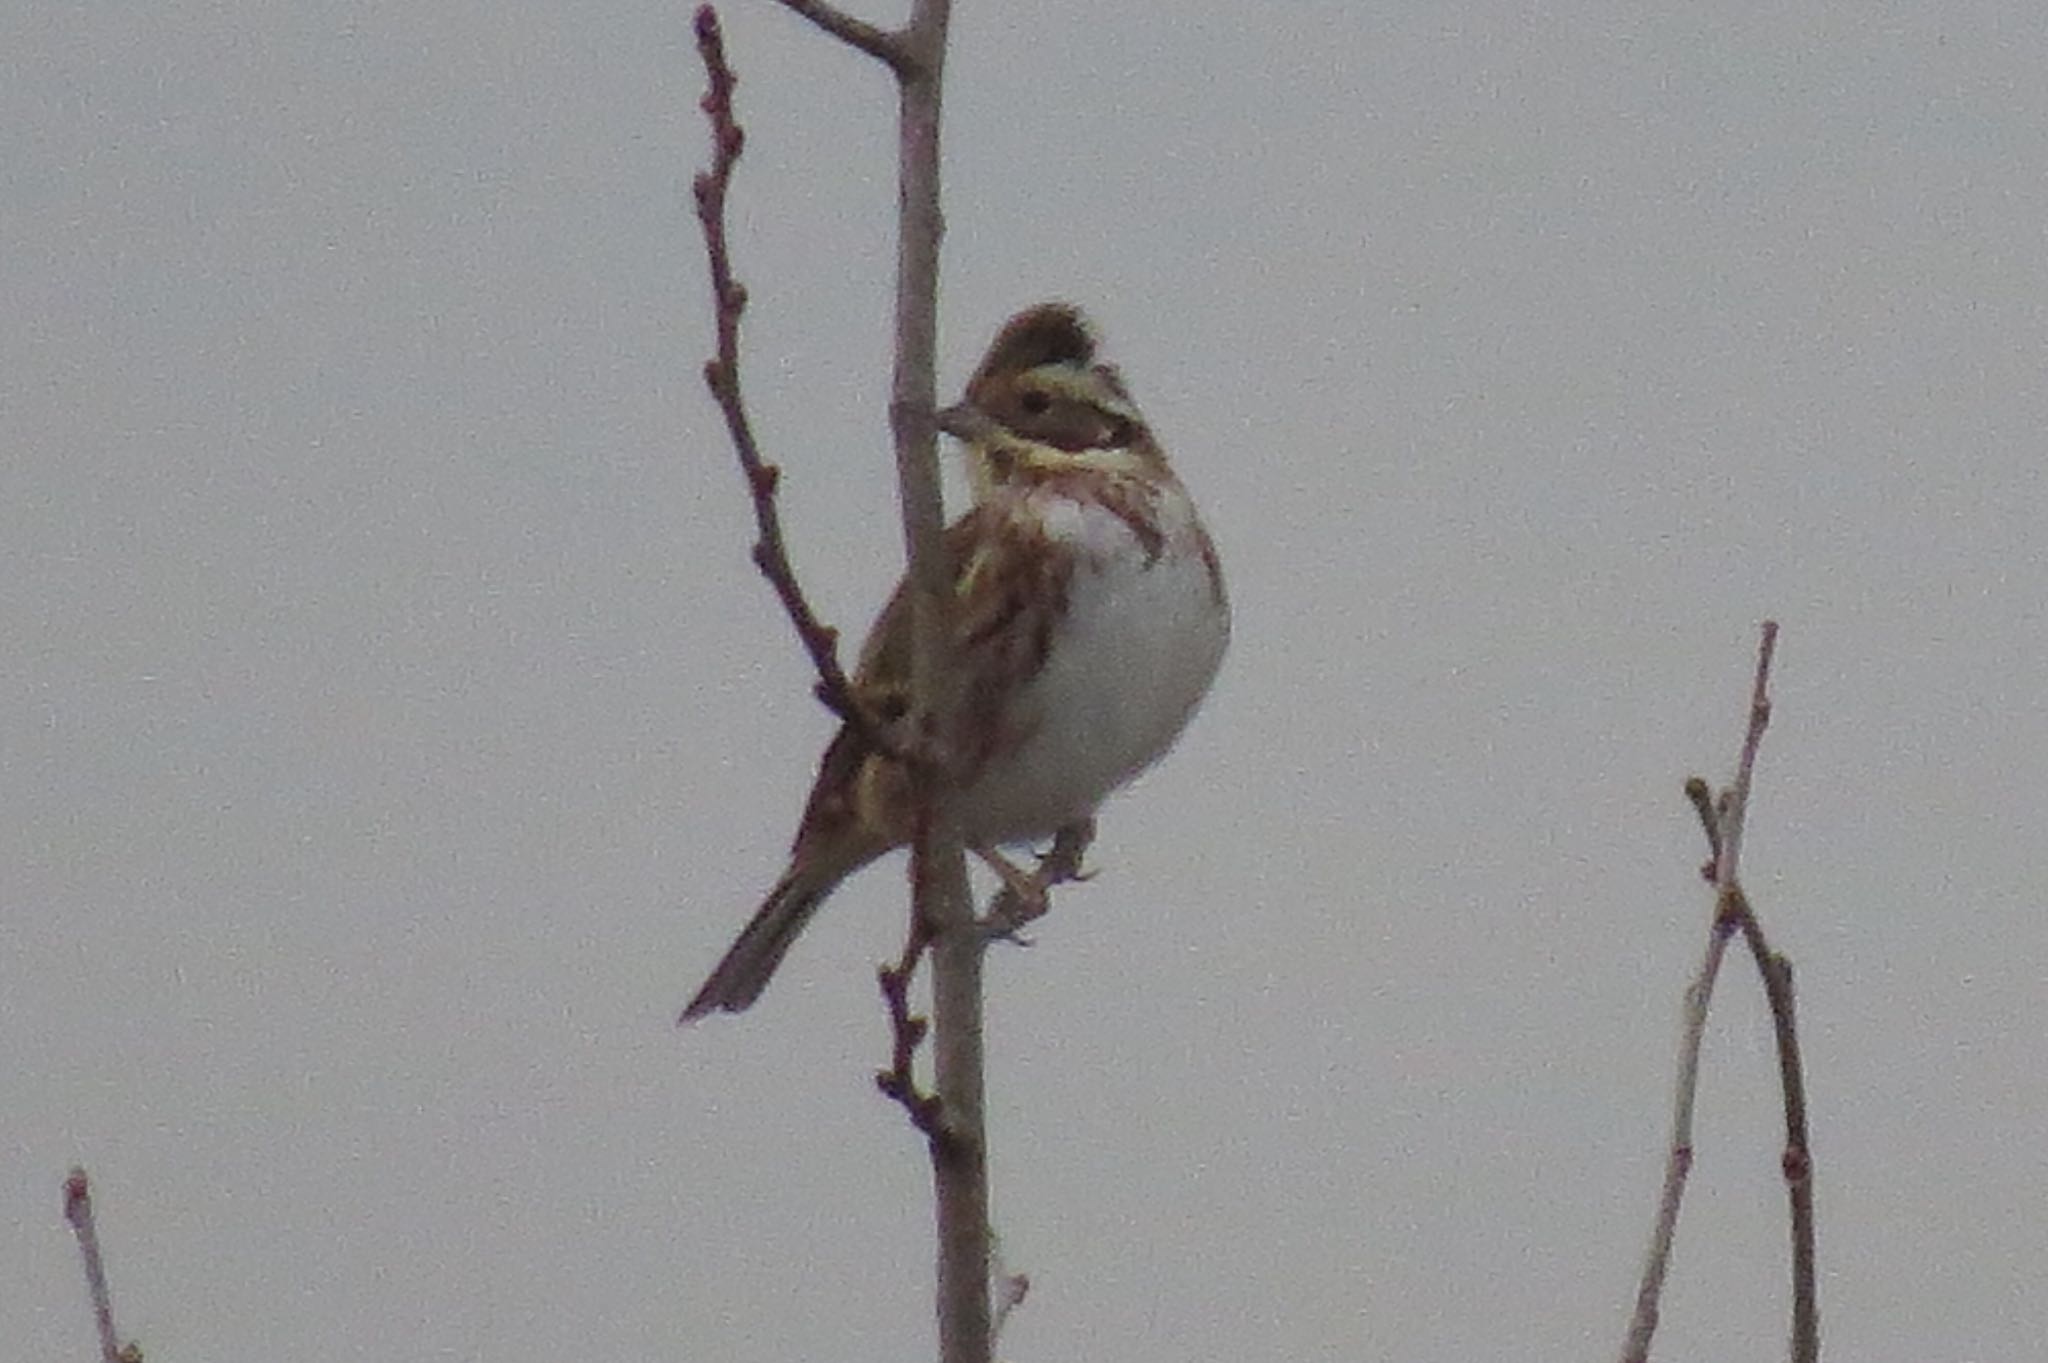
[956,496,1228,845]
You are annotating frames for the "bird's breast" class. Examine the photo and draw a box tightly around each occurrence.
[954,486,1228,846]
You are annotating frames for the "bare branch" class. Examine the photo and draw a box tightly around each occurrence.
[857,4,991,1362]
[771,0,906,69]
[1621,621,1816,1363]
[65,1168,139,1363]
[1732,896,1819,1363]
[875,905,944,1139]
[693,4,981,1357]
[1715,619,1779,885]
[1620,921,1736,1363]
[1714,619,1816,1361]
[689,7,897,755]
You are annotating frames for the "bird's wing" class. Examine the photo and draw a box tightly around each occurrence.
[852,500,1073,772]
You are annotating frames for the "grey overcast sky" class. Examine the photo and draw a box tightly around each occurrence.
[6,2,2045,1359]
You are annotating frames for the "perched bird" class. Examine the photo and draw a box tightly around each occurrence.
[682,303,1229,1022]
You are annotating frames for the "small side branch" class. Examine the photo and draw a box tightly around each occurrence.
[65,1168,139,1363]
[877,818,1097,1139]
[1620,621,1816,1363]
[991,1231,1031,1340]
[690,8,892,752]
[876,907,945,1141]
[771,0,907,69]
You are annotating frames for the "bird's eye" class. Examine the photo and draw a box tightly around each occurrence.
[1019,390,1052,416]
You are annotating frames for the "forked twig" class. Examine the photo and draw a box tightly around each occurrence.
[1620,621,1817,1363]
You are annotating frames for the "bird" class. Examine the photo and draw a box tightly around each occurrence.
[681,303,1229,1022]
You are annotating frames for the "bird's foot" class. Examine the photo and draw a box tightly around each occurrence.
[976,817,1098,942]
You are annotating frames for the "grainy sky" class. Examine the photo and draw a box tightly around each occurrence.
[6,3,2046,1360]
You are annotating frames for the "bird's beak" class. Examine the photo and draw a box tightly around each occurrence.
[935,401,999,444]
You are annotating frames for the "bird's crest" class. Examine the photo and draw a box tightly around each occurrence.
[971,303,1097,384]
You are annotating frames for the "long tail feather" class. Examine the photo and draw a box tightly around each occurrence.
[680,854,864,1023]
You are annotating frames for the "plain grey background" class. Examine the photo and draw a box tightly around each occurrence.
[7,2,2045,1359]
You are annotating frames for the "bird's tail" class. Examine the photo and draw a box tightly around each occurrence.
[679,850,869,1024]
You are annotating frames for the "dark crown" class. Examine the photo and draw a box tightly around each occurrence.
[970,303,1097,385]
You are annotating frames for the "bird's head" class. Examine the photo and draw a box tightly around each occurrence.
[938,304,1166,495]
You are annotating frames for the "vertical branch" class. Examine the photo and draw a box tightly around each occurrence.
[872,11,990,1363]
[1619,920,1736,1363]
[1735,905,1819,1363]
[1620,622,1816,1363]
[737,4,986,1360]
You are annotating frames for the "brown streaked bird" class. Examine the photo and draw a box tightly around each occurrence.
[681,303,1229,1022]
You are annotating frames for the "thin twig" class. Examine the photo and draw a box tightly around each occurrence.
[771,0,905,68]
[65,1168,138,1363]
[1714,620,1816,1362]
[690,8,895,756]
[1621,621,1816,1363]
[1621,921,1736,1363]
[1733,897,1820,1363]
[1715,620,1778,885]
[876,908,944,1140]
